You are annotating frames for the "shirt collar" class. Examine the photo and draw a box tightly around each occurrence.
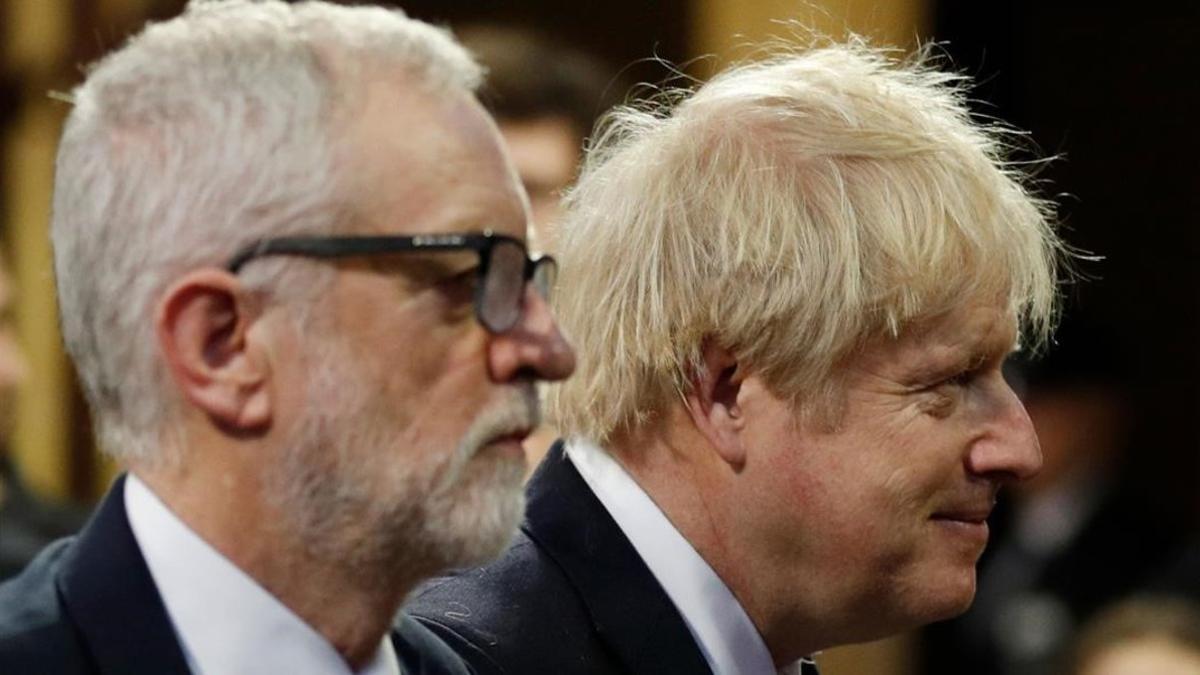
[124,474,400,675]
[566,439,809,675]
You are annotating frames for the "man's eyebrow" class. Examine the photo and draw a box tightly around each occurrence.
[908,328,1012,379]
[961,334,1014,365]
[895,344,969,385]
[363,250,476,279]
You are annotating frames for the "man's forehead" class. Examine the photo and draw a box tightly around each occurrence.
[341,81,527,240]
[916,304,1016,345]
[865,304,1020,369]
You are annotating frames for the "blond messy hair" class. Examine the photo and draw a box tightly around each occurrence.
[548,40,1065,442]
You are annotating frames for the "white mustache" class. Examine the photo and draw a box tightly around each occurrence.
[472,386,541,446]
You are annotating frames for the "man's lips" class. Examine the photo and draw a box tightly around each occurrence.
[930,508,992,524]
[932,490,997,524]
[492,428,532,444]
[930,505,993,544]
[485,429,533,457]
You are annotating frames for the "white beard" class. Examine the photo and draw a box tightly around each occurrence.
[266,329,534,586]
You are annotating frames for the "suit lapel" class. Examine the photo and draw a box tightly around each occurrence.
[56,475,192,674]
[524,442,713,675]
[391,614,474,675]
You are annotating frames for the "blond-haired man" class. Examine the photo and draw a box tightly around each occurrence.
[411,42,1061,675]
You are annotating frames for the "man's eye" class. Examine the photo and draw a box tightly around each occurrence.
[438,266,479,298]
[916,370,970,392]
[945,369,976,387]
[939,355,992,389]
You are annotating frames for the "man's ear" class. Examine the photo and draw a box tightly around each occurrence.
[684,340,746,469]
[156,269,271,431]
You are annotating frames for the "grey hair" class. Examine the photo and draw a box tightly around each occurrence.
[52,0,481,465]
[549,40,1066,442]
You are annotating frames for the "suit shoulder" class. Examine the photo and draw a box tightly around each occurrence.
[0,539,89,672]
[407,531,613,674]
[409,531,584,635]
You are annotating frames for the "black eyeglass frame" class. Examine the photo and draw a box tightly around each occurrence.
[226,230,555,334]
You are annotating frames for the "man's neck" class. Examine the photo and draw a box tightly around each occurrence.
[607,418,825,667]
[133,465,407,670]
[608,423,769,626]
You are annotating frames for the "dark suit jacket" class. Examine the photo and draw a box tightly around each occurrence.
[0,475,474,675]
[409,442,819,675]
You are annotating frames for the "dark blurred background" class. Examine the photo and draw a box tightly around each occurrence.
[1,1,1195,673]
[923,6,1200,674]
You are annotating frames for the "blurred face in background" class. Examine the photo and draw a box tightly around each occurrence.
[0,258,29,444]
[498,115,581,253]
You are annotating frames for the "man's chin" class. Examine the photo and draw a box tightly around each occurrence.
[840,569,978,647]
[444,494,525,570]
[430,458,527,569]
[918,567,978,622]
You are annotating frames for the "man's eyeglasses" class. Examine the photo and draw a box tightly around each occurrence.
[226,231,555,334]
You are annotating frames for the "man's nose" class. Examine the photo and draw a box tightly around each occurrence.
[964,381,1042,482]
[487,285,575,383]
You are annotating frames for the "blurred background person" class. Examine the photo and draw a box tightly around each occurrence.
[459,24,622,254]
[1065,596,1200,675]
[0,249,87,581]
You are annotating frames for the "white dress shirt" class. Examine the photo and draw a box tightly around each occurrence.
[125,475,401,675]
[566,439,812,675]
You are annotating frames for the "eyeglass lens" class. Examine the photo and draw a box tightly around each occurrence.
[531,257,555,302]
[479,239,556,332]
[481,239,527,331]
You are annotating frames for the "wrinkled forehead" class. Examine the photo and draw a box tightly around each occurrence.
[856,301,1021,372]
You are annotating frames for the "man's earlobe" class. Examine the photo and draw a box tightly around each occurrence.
[156,269,271,431]
[685,340,747,469]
